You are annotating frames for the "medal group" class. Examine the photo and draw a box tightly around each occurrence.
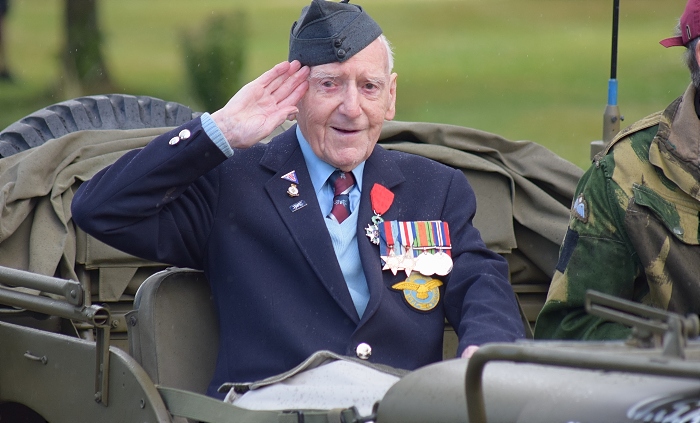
[282,174,453,312]
[365,184,453,311]
[377,220,453,277]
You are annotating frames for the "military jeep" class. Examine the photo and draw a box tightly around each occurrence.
[1,94,699,423]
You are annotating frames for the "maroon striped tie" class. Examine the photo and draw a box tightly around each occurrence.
[328,170,355,223]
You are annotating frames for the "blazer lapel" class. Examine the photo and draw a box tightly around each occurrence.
[356,146,406,323]
[261,128,360,323]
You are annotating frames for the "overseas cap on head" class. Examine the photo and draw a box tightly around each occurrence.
[289,0,383,66]
[661,0,700,47]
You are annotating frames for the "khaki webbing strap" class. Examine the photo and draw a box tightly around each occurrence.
[157,386,353,423]
[516,296,534,339]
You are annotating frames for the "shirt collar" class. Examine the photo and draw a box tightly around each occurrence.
[296,125,365,194]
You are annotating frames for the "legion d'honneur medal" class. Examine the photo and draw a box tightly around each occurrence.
[365,183,394,245]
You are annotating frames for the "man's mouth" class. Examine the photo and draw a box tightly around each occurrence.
[332,126,360,134]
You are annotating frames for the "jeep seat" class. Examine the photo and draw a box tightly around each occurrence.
[127,267,219,395]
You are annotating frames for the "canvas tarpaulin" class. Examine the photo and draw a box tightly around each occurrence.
[0,121,582,315]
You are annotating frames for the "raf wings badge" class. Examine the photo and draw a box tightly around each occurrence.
[392,273,443,311]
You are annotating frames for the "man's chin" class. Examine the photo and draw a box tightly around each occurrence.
[326,153,367,172]
[321,139,375,170]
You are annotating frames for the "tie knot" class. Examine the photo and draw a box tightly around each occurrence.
[328,170,355,224]
[329,170,355,195]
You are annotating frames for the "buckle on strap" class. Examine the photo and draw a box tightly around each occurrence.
[340,406,377,423]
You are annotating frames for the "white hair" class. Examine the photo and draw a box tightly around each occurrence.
[378,34,395,73]
[674,21,700,89]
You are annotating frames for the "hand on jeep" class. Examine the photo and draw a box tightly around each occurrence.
[461,345,479,359]
[212,60,309,149]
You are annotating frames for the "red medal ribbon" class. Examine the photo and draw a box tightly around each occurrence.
[401,220,413,252]
[383,221,395,249]
[370,183,394,215]
[416,221,429,249]
[442,221,452,257]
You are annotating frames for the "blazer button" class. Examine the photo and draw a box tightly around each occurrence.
[168,136,180,145]
[355,343,372,360]
[179,129,191,140]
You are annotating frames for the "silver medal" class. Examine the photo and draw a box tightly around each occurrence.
[433,250,453,276]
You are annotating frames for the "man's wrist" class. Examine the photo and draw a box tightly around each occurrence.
[201,112,233,158]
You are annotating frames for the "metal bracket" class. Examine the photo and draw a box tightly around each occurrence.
[340,405,376,423]
[584,290,700,358]
[94,323,111,406]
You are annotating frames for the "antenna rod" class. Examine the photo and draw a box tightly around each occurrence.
[610,0,619,80]
[603,0,622,144]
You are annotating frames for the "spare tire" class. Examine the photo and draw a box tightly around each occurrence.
[0,94,200,158]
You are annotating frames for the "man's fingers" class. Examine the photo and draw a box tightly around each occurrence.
[278,79,309,110]
[211,61,308,148]
[269,63,310,104]
[255,61,294,88]
[260,60,304,95]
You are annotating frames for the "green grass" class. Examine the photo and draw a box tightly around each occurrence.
[0,0,690,169]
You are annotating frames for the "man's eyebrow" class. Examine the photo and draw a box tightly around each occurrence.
[308,70,339,81]
[365,76,386,87]
[308,71,386,87]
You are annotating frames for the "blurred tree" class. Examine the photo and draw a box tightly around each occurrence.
[182,10,248,112]
[60,0,113,97]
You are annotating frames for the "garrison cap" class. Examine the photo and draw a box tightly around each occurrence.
[289,0,383,66]
[660,0,700,47]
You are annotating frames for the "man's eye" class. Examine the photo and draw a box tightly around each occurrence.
[364,83,378,91]
[321,80,335,88]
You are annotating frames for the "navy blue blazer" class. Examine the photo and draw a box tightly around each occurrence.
[71,118,524,398]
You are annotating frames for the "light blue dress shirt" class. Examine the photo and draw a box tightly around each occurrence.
[296,126,370,318]
[201,114,370,318]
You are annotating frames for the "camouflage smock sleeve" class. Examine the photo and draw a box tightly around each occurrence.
[534,153,641,340]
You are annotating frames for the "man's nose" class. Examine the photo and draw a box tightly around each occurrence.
[339,84,362,118]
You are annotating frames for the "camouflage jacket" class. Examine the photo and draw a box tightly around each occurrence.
[534,84,700,340]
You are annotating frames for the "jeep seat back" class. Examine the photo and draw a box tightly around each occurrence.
[127,267,218,394]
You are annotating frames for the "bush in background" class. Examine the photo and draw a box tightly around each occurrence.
[182,10,248,112]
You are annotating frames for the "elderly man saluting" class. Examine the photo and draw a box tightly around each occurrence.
[71,0,524,400]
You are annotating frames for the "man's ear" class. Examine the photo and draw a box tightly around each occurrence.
[385,72,398,121]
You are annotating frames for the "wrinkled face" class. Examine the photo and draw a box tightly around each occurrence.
[296,38,398,171]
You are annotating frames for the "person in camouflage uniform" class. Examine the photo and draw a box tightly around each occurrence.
[535,0,700,340]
